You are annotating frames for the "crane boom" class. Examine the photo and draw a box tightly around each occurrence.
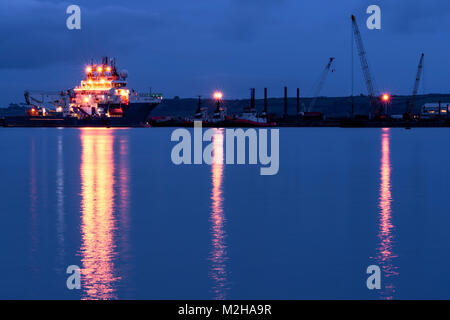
[23,90,68,110]
[351,15,379,116]
[407,53,424,117]
[309,57,335,112]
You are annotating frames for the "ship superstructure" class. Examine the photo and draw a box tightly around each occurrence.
[68,57,162,119]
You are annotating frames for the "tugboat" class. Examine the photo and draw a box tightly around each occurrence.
[3,57,163,127]
[210,91,228,125]
[231,88,276,127]
[183,95,211,126]
[183,92,230,127]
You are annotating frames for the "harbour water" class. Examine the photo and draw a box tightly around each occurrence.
[1,127,450,299]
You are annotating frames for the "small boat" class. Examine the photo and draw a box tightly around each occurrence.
[231,89,276,127]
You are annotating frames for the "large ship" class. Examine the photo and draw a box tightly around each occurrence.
[3,57,162,127]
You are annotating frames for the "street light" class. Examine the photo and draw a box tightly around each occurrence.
[213,91,223,100]
[213,91,223,113]
[381,93,391,116]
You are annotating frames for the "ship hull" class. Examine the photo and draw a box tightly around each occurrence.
[230,118,277,127]
[2,102,159,127]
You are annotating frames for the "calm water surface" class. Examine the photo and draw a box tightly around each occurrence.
[1,127,450,299]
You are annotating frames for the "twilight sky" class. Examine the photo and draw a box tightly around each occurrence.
[1,0,450,105]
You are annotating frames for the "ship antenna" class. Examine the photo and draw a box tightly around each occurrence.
[215,96,221,112]
[197,95,202,113]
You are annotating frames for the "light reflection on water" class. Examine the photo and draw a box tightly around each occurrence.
[56,133,65,271]
[209,129,229,300]
[376,128,399,300]
[116,136,133,293]
[12,128,419,299]
[79,128,124,300]
[29,137,38,276]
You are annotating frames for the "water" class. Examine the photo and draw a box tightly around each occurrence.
[1,127,450,300]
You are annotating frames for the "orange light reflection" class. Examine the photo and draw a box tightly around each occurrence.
[376,128,398,300]
[209,129,228,300]
[80,129,120,300]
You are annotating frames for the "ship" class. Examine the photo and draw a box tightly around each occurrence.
[182,93,230,127]
[232,107,276,127]
[230,88,276,127]
[3,57,162,127]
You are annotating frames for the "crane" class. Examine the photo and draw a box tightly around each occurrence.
[351,15,380,117]
[405,53,424,120]
[308,57,335,112]
[24,90,67,111]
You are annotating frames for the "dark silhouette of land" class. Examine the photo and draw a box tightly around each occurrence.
[2,94,450,119]
[151,94,450,119]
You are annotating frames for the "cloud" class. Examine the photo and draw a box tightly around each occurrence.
[1,0,450,105]
[214,0,286,42]
[0,1,168,69]
[382,0,450,34]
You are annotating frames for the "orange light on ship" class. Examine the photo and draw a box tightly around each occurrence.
[213,91,223,100]
[86,66,92,74]
[97,67,103,73]
[382,94,390,102]
[84,97,89,103]
[106,66,111,72]
[119,89,129,98]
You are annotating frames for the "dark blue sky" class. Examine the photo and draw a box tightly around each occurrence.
[1,0,450,105]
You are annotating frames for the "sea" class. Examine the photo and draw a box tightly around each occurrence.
[1,127,450,300]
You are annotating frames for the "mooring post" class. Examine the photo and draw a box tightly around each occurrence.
[284,86,288,118]
[264,88,268,114]
[197,95,201,113]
